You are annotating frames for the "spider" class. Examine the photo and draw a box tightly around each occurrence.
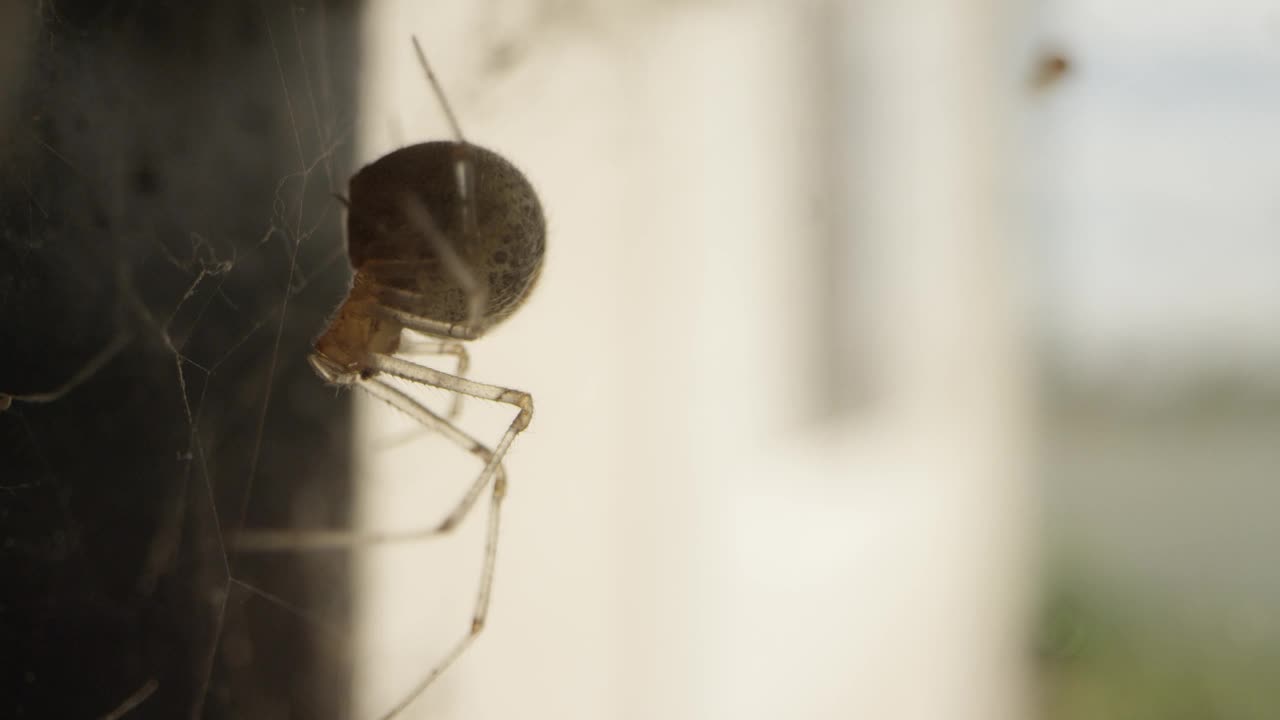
[232,37,544,720]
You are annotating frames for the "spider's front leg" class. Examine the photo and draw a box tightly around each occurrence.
[396,335,470,419]
[228,374,511,551]
[367,352,532,532]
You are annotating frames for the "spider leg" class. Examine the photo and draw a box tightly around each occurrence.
[410,35,477,237]
[376,299,482,340]
[399,193,488,335]
[230,376,506,720]
[0,331,132,410]
[360,381,504,720]
[359,377,504,697]
[352,261,487,341]
[230,376,507,551]
[368,352,531,532]
[100,677,159,720]
[396,336,469,419]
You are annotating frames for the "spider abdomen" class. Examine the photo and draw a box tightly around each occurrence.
[346,141,545,329]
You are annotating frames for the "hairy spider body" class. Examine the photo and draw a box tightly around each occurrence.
[312,142,544,385]
[234,39,544,720]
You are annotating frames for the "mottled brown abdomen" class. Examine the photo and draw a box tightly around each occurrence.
[346,141,545,329]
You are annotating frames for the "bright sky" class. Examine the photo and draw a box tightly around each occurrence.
[1029,0,1280,378]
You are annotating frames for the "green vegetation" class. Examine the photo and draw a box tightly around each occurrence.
[1039,573,1280,719]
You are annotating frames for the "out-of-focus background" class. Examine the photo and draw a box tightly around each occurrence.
[358,1,1280,718]
[3,0,1278,718]
[356,1,1030,718]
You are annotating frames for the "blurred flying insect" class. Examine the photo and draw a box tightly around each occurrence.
[1030,49,1072,92]
[233,36,545,720]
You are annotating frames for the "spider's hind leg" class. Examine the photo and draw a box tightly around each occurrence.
[353,374,506,720]
[408,36,487,336]
[230,374,509,719]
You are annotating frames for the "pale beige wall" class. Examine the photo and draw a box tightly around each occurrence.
[353,2,1032,719]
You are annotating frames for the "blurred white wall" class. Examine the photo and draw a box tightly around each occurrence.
[1028,0,1280,381]
[352,2,1032,719]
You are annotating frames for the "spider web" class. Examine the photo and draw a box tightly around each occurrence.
[0,1,560,717]
[1,2,360,717]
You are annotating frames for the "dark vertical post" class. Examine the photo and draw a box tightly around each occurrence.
[0,2,360,717]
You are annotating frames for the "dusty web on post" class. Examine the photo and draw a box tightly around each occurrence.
[180,6,355,716]
[1,4,363,717]
[6,2,564,716]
